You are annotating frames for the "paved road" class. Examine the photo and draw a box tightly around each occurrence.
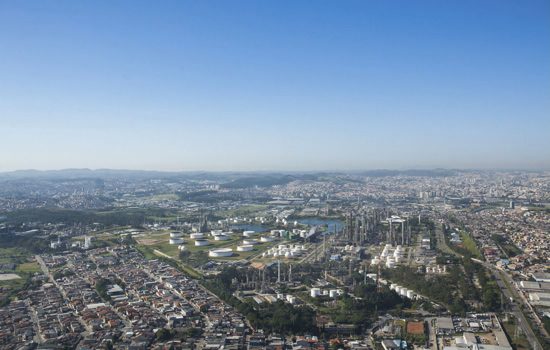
[435,224,545,350]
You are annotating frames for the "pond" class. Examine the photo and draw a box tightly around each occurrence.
[298,219,344,235]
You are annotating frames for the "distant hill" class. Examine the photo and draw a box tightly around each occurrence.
[360,168,456,177]
[0,168,460,182]
[0,169,209,181]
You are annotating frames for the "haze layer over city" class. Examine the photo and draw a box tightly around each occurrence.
[1,1,549,172]
[0,2,549,350]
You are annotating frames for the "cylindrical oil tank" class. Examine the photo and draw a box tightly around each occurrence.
[195,239,209,246]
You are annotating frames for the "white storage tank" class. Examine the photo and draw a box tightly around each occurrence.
[395,286,402,294]
[323,290,329,295]
[211,230,223,236]
[273,253,279,258]
[262,252,267,257]
[209,248,233,257]
[190,233,203,239]
[386,260,395,268]
[301,245,307,250]
[243,231,255,237]
[169,238,184,245]
[284,252,291,258]
[170,232,183,238]
[407,290,414,299]
[400,288,408,297]
[287,296,296,304]
[390,284,397,290]
[178,245,187,252]
[243,239,259,245]
[395,256,402,263]
[261,236,275,242]
[371,258,380,266]
[367,273,377,280]
[195,239,209,246]
[237,245,254,251]
[329,290,338,297]
[214,234,228,241]
[311,288,321,297]
[222,231,234,237]
[278,245,286,250]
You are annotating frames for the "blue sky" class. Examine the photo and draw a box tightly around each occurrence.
[0,1,548,172]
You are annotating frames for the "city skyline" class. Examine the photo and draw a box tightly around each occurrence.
[1,1,548,172]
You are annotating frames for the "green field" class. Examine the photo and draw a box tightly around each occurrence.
[0,247,31,265]
[213,205,269,218]
[503,322,530,350]
[460,231,482,259]
[16,262,41,274]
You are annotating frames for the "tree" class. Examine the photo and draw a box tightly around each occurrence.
[187,327,197,337]
[156,328,171,342]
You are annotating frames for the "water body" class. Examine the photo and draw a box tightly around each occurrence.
[229,224,268,233]
[298,219,344,235]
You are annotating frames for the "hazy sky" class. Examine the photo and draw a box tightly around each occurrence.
[1,1,548,172]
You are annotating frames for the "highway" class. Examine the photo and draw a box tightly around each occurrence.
[435,223,545,350]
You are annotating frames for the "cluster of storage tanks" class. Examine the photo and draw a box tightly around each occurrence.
[310,288,343,298]
[389,284,416,299]
[169,232,184,245]
[424,265,447,274]
[262,244,306,259]
[275,218,299,226]
[371,244,405,268]
[269,229,308,238]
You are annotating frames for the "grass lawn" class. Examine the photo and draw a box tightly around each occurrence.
[16,262,41,274]
[0,247,31,264]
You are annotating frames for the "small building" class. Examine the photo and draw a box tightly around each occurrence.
[436,317,454,335]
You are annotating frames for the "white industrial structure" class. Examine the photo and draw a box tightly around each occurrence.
[242,239,259,245]
[209,248,233,257]
[195,239,210,246]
